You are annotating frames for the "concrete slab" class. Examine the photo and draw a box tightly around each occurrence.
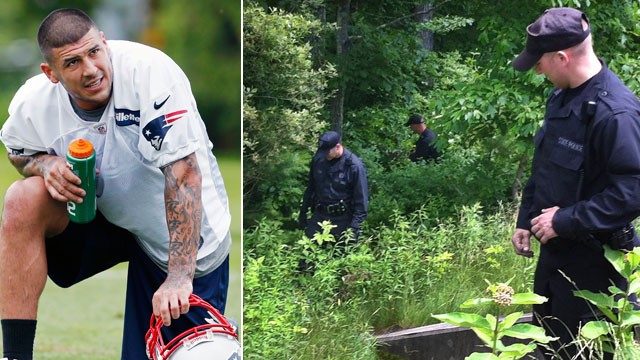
[376,313,546,359]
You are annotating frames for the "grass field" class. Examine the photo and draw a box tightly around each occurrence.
[0,148,242,358]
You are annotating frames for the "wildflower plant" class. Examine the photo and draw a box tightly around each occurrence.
[571,245,640,359]
[433,281,557,360]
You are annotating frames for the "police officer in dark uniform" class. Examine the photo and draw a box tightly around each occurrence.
[405,114,440,162]
[511,8,640,359]
[299,131,368,242]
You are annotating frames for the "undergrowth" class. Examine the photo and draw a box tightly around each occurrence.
[243,202,537,359]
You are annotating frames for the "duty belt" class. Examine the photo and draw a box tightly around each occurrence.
[609,223,636,250]
[318,200,347,216]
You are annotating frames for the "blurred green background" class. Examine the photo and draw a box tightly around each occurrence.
[0,0,240,152]
[0,0,241,357]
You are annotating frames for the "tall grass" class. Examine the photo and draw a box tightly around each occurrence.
[243,203,537,359]
[0,148,242,358]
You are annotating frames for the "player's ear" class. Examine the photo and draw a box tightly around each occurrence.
[41,62,59,84]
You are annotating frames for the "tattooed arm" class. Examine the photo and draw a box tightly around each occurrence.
[8,152,84,203]
[152,152,203,326]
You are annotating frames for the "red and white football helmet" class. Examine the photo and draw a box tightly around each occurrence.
[145,294,242,360]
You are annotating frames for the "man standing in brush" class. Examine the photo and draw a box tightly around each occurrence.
[510,7,640,359]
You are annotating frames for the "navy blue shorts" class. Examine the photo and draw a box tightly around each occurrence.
[45,211,229,359]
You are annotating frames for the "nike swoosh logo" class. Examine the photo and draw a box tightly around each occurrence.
[153,95,171,110]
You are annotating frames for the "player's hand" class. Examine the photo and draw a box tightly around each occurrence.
[41,155,85,203]
[511,228,534,258]
[152,274,193,326]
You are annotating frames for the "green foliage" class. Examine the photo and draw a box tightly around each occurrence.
[342,101,429,167]
[243,2,336,226]
[364,146,516,226]
[244,1,640,358]
[243,220,379,360]
[340,18,429,107]
[244,203,537,359]
[434,282,554,360]
[157,0,241,152]
[571,246,640,358]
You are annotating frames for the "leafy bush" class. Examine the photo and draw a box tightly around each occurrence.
[434,282,555,360]
[244,203,537,359]
[570,245,640,359]
[365,146,517,227]
[243,2,336,227]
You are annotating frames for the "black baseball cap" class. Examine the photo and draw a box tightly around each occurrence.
[405,114,424,126]
[513,7,590,72]
[316,131,341,156]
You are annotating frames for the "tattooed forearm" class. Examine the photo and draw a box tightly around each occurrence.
[162,152,202,280]
[8,152,52,177]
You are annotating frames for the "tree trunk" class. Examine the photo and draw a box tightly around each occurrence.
[331,0,351,133]
[512,154,528,201]
[415,3,434,51]
[303,0,326,67]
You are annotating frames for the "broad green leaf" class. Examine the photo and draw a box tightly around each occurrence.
[433,312,492,330]
[580,321,610,340]
[604,245,630,277]
[599,307,618,323]
[602,341,615,354]
[498,312,524,332]
[628,277,640,295]
[573,290,614,308]
[626,249,640,269]
[511,293,548,305]
[466,353,499,360]
[502,323,557,343]
[621,312,640,327]
[607,285,626,296]
[461,297,495,308]
[486,314,497,330]
[495,342,537,357]
[472,327,496,347]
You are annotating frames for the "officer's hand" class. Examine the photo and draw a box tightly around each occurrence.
[41,155,85,203]
[531,207,559,244]
[152,274,193,326]
[511,228,534,258]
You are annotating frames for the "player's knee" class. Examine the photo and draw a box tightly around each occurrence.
[3,177,48,213]
[2,177,62,226]
[2,178,68,238]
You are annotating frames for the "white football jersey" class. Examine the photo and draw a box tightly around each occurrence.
[0,40,231,275]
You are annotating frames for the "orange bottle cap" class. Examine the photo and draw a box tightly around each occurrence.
[68,139,94,158]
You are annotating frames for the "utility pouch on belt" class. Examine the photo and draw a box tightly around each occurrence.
[608,223,636,251]
[325,200,347,215]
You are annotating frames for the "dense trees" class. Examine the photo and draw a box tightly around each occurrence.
[243,0,640,225]
[243,2,640,358]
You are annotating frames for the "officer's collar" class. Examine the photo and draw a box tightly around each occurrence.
[548,60,608,118]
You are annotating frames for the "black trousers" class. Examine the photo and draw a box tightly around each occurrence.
[533,240,626,360]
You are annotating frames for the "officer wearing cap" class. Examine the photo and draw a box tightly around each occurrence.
[405,114,440,162]
[510,7,640,359]
[299,131,368,241]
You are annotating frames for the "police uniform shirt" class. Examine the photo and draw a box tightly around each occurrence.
[410,128,439,162]
[0,40,231,276]
[517,63,640,244]
[308,148,368,229]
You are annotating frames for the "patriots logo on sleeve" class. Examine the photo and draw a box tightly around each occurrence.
[142,110,188,151]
